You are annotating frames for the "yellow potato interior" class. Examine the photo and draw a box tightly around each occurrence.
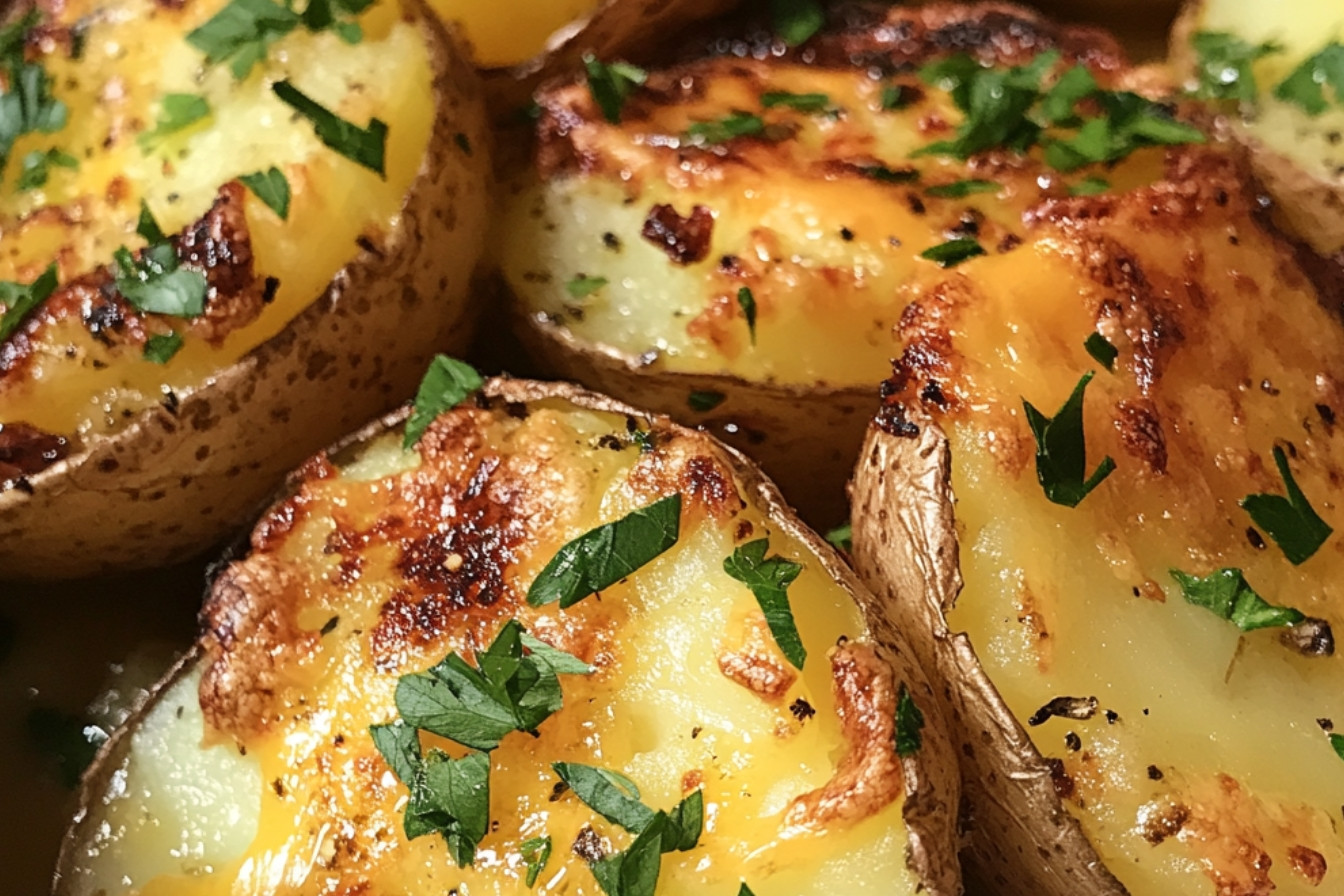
[65,399,918,895]
[430,0,597,66]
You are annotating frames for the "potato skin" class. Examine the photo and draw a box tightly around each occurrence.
[55,376,963,896]
[0,2,491,581]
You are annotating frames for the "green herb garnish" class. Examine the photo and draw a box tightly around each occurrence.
[895,683,924,757]
[737,286,757,344]
[1170,567,1305,631]
[770,0,823,46]
[272,80,387,175]
[143,331,184,364]
[553,762,654,832]
[15,147,76,191]
[723,538,805,669]
[738,886,757,896]
[920,237,985,268]
[761,90,831,113]
[1240,446,1333,565]
[403,355,483,449]
[566,274,609,298]
[0,14,68,172]
[1190,32,1282,103]
[688,390,725,412]
[880,84,916,110]
[188,0,370,79]
[1274,42,1344,115]
[1070,175,1110,196]
[239,166,291,219]
[1330,732,1344,762]
[0,263,58,341]
[1084,333,1117,371]
[824,521,852,553]
[520,835,552,887]
[686,111,765,145]
[858,164,920,184]
[924,179,997,199]
[528,494,682,608]
[112,220,208,319]
[583,787,703,896]
[584,55,647,124]
[138,93,210,150]
[1022,370,1116,507]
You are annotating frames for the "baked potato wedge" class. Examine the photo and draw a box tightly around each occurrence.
[850,140,1344,892]
[0,0,490,579]
[1171,0,1344,257]
[54,374,961,895]
[496,2,1191,523]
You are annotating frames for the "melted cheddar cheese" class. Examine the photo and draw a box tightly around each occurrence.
[63,393,919,895]
[0,0,432,442]
[881,140,1344,894]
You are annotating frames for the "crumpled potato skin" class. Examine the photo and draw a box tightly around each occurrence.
[0,2,492,581]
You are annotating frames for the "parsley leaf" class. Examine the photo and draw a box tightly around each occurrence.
[738,886,757,896]
[0,42,69,172]
[1043,92,1204,172]
[272,80,388,175]
[520,835,552,887]
[770,0,824,47]
[112,232,208,319]
[405,748,490,866]
[1084,333,1117,370]
[527,493,682,608]
[736,286,757,344]
[15,147,76,191]
[1170,567,1305,631]
[239,167,290,219]
[1190,31,1282,103]
[553,762,655,833]
[0,263,58,341]
[761,90,831,113]
[566,274,608,298]
[188,0,300,78]
[924,178,997,198]
[895,683,924,757]
[687,390,725,412]
[880,84,916,111]
[403,355,483,449]
[138,93,210,150]
[136,200,166,243]
[686,111,765,145]
[143,331,184,364]
[1274,43,1344,116]
[369,719,423,785]
[915,51,1056,159]
[584,55,648,124]
[1040,64,1098,125]
[825,521,852,553]
[393,619,591,751]
[1070,175,1110,196]
[1022,370,1116,507]
[1330,732,1344,762]
[591,814,666,896]
[723,538,806,669]
[1240,445,1333,564]
[920,237,985,268]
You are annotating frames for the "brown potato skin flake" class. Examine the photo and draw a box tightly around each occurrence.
[0,421,70,483]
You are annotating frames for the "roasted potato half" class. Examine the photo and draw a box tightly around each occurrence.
[850,139,1344,892]
[0,0,490,579]
[496,2,1179,523]
[1172,0,1344,257]
[54,376,961,896]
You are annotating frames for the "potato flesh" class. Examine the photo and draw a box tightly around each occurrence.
[499,58,1165,388]
[0,0,432,439]
[68,404,917,895]
[910,189,1344,893]
[428,0,597,66]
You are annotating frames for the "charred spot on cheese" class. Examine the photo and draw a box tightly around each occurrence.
[1027,695,1100,726]
[640,203,714,265]
[0,420,71,482]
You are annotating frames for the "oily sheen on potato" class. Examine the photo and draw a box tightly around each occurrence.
[0,0,489,577]
[56,378,960,896]
[496,2,1180,522]
[851,123,1344,896]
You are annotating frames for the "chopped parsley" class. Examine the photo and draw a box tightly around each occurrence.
[112,206,208,317]
[1070,175,1110,196]
[687,390,725,412]
[770,0,824,46]
[142,331,184,364]
[880,83,916,111]
[924,178,998,199]
[1022,370,1116,507]
[736,286,757,344]
[1274,42,1344,116]
[1331,732,1344,762]
[1190,32,1282,103]
[272,80,387,176]
[565,274,609,298]
[824,521,852,553]
[1084,332,1117,370]
[188,0,371,79]
[520,835,552,887]
[403,355,484,449]
[1239,445,1333,565]
[858,164,919,184]
[0,263,58,341]
[138,93,210,150]
[723,538,806,669]
[895,683,924,757]
[0,12,69,173]
[584,55,647,125]
[239,167,291,219]
[760,90,831,113]
[685,111,765,145]
[552,762,654,832]
[582,785,703,896]
[370,722,489,866]
[390,619,592,752]
[1043,91,1205,172]
[527,493,682,608]
[15,147,76,191]
[738,886,757,896]
[1170,567,1305,631]
[920,237,985,268]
